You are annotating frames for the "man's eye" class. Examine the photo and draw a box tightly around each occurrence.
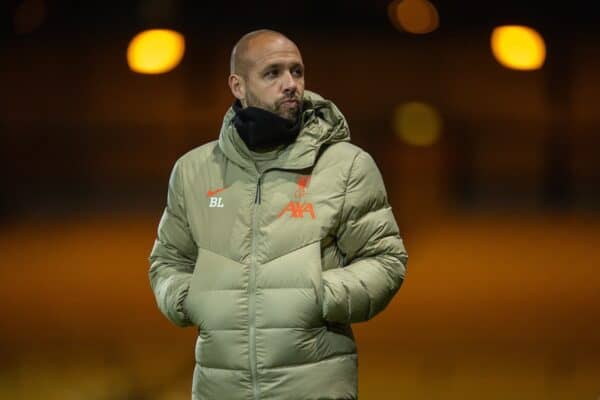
[265,70,278,78]
[292,68,303,77]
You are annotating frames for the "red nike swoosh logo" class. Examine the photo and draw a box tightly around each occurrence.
[207,187,226,197]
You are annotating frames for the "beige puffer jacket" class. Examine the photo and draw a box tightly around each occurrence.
[149,90,408,399]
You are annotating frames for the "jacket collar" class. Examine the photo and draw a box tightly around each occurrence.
[218,90,351,173]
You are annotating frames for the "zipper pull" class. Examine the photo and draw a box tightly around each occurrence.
[255,174,262,204]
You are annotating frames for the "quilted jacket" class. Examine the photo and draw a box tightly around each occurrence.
[148,90,408,399]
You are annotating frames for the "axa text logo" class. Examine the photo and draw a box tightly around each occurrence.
[278,175,316,219]
[277,201,316,219]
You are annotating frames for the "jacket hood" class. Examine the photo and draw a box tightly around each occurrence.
[218,90,351,172]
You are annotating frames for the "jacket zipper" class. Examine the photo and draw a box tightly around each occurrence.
[254,173,262,204]
[249,172,262,400]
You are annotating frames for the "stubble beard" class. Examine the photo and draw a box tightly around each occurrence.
[245,89,299,122]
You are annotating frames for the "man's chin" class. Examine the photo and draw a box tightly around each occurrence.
[247,102,298,121]
[279,110,299,122]
[277,104,301,121]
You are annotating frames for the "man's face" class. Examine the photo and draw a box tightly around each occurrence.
[238,36,305,121]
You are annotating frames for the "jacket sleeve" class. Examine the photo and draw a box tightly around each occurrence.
[148,158,198,327]
[322,150,408,324]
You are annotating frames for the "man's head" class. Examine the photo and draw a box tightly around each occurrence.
[229,29,305,121]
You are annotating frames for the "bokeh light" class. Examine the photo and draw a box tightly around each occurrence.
[491,25,546,71]
[388,0,439,34]
[393,101,442,146]
[127,29,185,74]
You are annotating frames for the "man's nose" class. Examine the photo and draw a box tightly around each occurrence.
[282,71,297,94]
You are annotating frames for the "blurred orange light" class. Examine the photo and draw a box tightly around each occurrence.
[127,29,185,74]
[491,25,546,71]
[388,0,439,34]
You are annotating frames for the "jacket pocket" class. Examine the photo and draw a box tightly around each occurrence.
[182,256,203,328]
[258,240,325,328]
[293,240,324,321]
[310,244,324,311]
[183,247,247,330]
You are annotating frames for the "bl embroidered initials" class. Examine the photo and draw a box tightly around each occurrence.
[206,187,226,208]
[209,197,224,208]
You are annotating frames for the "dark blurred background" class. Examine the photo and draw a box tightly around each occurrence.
[1,1,599,399]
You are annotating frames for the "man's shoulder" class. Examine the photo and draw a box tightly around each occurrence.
[175,140,221,168]
[321,141,371,167]
[320,141,384,186]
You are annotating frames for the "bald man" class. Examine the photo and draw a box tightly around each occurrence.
[149,29,408,400]
[229,30,304,123]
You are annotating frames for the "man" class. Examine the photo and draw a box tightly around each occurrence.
[148,29,408,400]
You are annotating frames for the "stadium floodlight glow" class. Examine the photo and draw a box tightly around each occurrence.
[491,25,546,71]
[387,0,439,34]
[127,29,185,74]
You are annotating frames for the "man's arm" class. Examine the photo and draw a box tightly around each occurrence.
[322,150,408,324]
[148,158,197,327]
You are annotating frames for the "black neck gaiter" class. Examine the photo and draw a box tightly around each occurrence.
[232,100,302,151]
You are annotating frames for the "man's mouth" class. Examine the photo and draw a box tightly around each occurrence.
[281,98,299,104]
[280,99,299,107]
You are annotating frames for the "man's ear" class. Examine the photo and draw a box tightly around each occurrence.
[228,74,245,101]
